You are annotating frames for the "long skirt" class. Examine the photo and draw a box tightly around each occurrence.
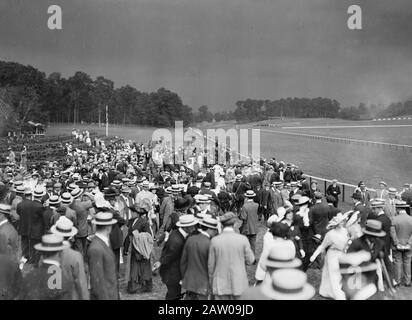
[319,248,346,300]
[128,251,152,292]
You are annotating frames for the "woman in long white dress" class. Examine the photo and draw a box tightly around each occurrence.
[310,213,350,300]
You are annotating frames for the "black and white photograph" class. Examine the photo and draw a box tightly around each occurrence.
[0,0,412,305]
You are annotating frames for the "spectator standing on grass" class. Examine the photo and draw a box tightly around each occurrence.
[376,181,389,201]
[208,212,255,300]
[326,195,340,220]
[354,181,371,206]
[326,179,341,208]
[294,196,314,271]
[390,202,412,287]
[384,188,398,219]
[239,190,259,254]
[158,215,198,300]
[351,192,372,228]
[180,217,219,300]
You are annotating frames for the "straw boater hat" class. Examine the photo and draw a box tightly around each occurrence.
[0,203,11,216]
[142,180,150,188]
[48,195,61,206]
[170,185,183,193]
[198,217,219,230]
[291,194,302,203]
[67,183,78,192]
[120,185,131,193]
[103,187,118,199]
[92,211,117,225]
[272,181,282,187]
[34,234,69,252]
[362,219,386,237]
[261,269,315,300]
[245,190,256,198]
[395,200,409,209]
[24,188,33,196]
[175,215,198,228]
[379,181,387,187]
[297,196,310,206]
[370,199,385,208]
[50,216,78,238]
[71,188,84,200]
[15,185,25,195]
[33,186,46,198]
[263,240,302,269]
[61,192,73,204]
[235,174,243,181]
[388,187,397,195]
[111,180,122,188]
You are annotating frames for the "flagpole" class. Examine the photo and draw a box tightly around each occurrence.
[105,105,108,137]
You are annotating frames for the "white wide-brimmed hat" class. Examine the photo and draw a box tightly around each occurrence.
[176,215,198,228]
[261,269,315,300]
[92,212,117,225]
[50,216,78,238]
[34,234,70,252]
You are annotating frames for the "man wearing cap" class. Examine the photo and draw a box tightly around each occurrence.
[354,181,371,206]
[19,234,71,300]
[158,215,198,300]
[390,202,412,287]
[87,212,120,300]
[180,217,219,300]
[326,179,341,208]
[400,184,412,207]
[50,217,89,300]
[17,186,47,264]
[208,212,255,300]
[0,204,19,261]
[240,190,259,255]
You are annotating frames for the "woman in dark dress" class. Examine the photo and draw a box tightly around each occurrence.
[124,206,153,294]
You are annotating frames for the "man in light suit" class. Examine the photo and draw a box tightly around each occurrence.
[87,212,119,300]
[208,212,255,300]
[268,181,284,215]
[50,216,89,300]
[384,188,398,219]
[390,202,412,287]
[239,191,259,254]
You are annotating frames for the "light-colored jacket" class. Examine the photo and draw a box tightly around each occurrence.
[208,228,255,296]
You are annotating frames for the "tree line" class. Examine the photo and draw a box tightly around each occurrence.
[1,60,410,136]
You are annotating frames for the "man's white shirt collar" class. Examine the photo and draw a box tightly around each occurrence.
[95,232,110,247]
[198,229,210,238]
[179,227,189,239]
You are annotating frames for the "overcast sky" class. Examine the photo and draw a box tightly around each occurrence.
[1,0,411,111]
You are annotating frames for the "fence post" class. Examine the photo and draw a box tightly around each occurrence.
[342,185,345,203]
[324,180,327,194]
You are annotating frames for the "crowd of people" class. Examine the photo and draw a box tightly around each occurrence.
[0,130,412,300]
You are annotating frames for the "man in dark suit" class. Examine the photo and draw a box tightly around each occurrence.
[309,192,330,240]
[180,217,219,300]
[87,211,119,300]
[17,188,47,264]
[240,191,259,254]
[0,234,22,300]
[326,179,341,208]
[351,192,372,228]
[370,199,394,283]
[19,234,71,300]
[0,204,19,262]
[158,215,198,300]
[326,195,340,220]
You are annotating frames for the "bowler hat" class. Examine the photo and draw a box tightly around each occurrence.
[174,198,192,211]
